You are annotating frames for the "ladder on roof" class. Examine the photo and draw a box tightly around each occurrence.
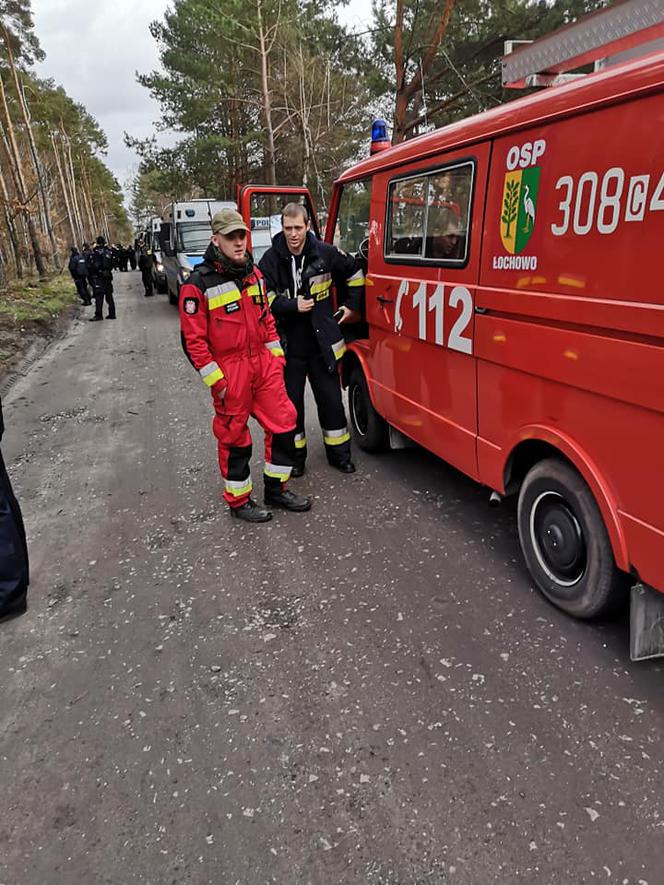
[502,0,664,89]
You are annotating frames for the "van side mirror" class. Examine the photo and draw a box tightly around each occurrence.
[159,223,175,257]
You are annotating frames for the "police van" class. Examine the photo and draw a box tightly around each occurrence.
[149,215,167,294]
[160,199,235,303]
[243,1,664,658]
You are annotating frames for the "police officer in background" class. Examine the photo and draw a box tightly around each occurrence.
[259,203,364,477]
[68,246,92,305]
[118,245,129,272]
[87,235,116,322]
[138,246,154,297]
[0,396,29,622]
[82,242,94,290]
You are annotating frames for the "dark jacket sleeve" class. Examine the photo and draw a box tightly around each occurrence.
[327,245,365,313]
[258,249,298,316]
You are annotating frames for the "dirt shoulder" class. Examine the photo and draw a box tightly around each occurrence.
[0,274,78,381]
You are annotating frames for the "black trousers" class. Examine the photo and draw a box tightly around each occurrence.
[141,269,153,297]
[74,277,91,303]
[92,279,115,319]
[0,449,28,617]
[283,353,351,467]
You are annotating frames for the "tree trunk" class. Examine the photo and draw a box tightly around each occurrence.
[392,0,457,144]
[0,73,47,277]
[62,128,85,243]
[51,133,78,246]
[0,140,23,279]
[256,0,277,186]
[60,129,83,243]
[1,25,60,267]
[294,44,314,187]
[79,158,97,239]
[2,208,22,278]
[78,157,91,238]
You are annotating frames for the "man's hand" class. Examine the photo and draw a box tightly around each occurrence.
[213,380,228,402]
[336,306,361,324]
[297,295,314,313]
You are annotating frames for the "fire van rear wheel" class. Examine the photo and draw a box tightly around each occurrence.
[348,366,389,453]
[517,458,629,619]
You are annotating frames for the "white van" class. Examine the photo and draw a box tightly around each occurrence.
[149,216,167,294]
[160,199,234,304]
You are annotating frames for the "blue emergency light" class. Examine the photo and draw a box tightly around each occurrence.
[370,119,391,155]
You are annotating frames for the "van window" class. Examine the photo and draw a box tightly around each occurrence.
[386,177,427,256]
[334,179,372,254]
[177,222,212,253]
[386,161,474,265]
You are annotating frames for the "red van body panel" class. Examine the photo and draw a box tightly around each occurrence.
[328,50,664,593]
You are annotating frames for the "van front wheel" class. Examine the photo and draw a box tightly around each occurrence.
[517,458,628,619]
[348,366,389,453]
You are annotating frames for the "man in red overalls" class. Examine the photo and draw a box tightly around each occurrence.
[179,208,311,523]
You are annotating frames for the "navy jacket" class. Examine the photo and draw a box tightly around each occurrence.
[258,232,365,372]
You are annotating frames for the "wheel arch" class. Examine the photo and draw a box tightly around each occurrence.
[341,344,379,413]
[503,428,630,573]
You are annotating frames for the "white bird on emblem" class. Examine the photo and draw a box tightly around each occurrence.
[523,184,536,233]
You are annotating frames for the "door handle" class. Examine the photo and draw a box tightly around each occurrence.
[377,295,394,305]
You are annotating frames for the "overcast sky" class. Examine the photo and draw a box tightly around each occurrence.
[31,0,374,203]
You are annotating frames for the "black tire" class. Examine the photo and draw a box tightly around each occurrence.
[517,458,629,619]
[168,283,179,306]
[157,278,168,295]
[348,366,389,453]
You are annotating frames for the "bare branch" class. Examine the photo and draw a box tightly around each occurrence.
[402,69,499,135]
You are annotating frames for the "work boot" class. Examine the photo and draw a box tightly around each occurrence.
[290,464,305,478]
[106,314,116,320]
[264,488,312,512]
[230,497,272,523]
[331,460,356,474]
[89,316,103,322]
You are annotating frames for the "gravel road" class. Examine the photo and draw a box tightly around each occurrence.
[0,271,662,885]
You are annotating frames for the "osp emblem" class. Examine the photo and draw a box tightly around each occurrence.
[500,139,546,255]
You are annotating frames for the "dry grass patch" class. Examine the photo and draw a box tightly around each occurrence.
[0,275,77,372]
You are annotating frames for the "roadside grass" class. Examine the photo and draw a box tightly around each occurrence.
[0,274,77,372]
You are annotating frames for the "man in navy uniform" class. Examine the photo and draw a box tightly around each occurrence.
[259,203,364,476]
[0,397,28,622]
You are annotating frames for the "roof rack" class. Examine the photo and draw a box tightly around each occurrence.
[502,0,664,89]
